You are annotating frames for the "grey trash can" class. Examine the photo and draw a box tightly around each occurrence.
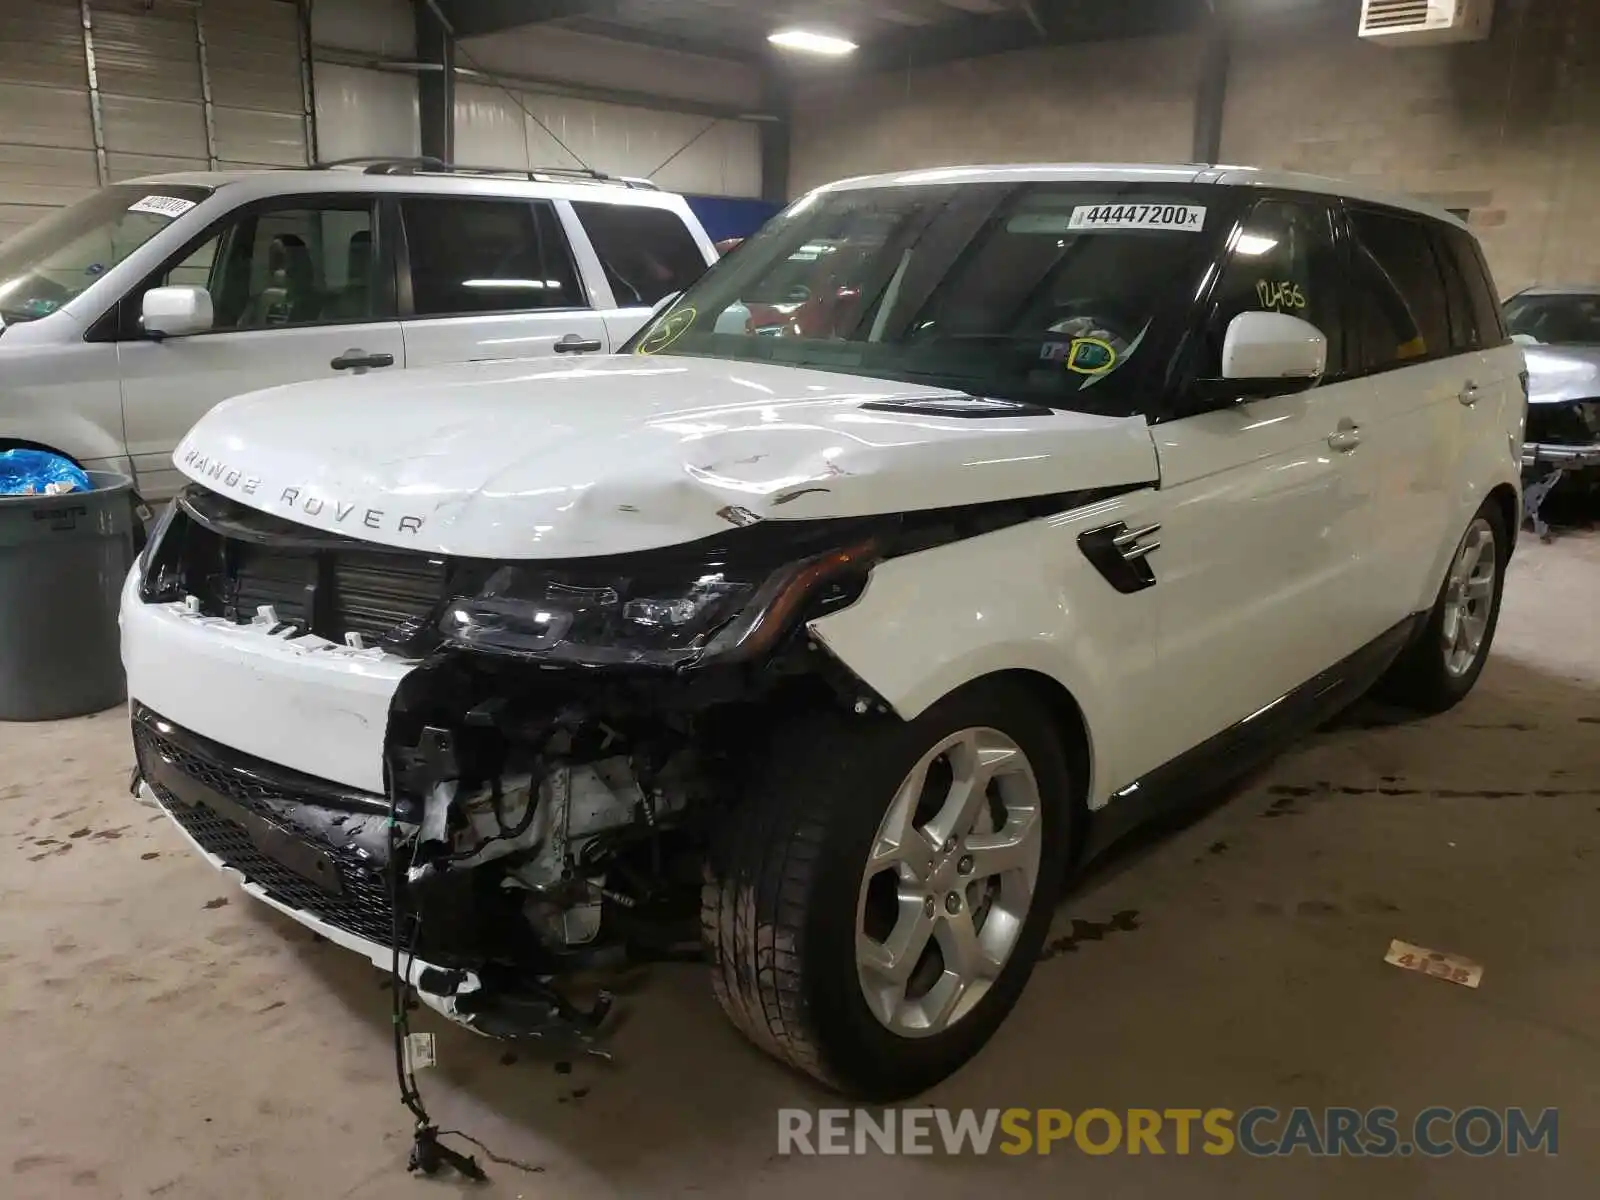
[0,471,135,721]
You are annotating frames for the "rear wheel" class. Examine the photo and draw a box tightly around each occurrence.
[1377,501,1508,713]
[702,681,1071,1099]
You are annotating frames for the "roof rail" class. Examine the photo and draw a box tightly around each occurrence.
[308,156,660,190]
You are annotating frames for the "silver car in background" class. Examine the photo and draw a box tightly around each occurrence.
[1505,286,1600,536]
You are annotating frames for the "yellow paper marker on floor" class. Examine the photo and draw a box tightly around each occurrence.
[1385,939,1484,988]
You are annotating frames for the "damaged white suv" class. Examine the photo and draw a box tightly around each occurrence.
[124,164,1525,1100]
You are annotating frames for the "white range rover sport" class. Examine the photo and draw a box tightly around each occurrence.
[124,164,1526,1100]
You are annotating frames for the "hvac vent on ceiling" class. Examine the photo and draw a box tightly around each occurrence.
[1359,0,1494,46]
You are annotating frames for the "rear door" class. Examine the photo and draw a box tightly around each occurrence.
[1339,205,1472,636]
[115,194,404,500]
[566,199,715,346]
[396,195,610,367]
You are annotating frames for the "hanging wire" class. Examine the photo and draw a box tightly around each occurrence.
[646,117,722,180]
[423,0,594,172]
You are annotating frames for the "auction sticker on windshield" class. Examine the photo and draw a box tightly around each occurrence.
[1068,204,1206,232]
[128,195,197,219]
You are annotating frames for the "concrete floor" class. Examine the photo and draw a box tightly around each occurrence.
[3,533,1599,1199]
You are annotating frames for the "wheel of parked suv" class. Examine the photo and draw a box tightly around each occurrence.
[702,679,1071,1100]
[1377,499,1510,713]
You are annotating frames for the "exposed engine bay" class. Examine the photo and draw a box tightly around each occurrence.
[130,479,1105,1054]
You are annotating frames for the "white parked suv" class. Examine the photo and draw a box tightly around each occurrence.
[0,157,717,503]
[124,164,1525,1100]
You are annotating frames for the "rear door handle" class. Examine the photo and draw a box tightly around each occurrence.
[1459,381,1481,407]
[554,334,604,354]
[331,349,395,371]
[1327,421,1361,453]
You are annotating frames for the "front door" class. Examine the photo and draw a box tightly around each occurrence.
[116,196,403,500]
[1146,196,1375,762]
[395,196,611,368]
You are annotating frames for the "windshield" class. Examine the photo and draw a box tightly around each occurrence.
[0,183,212,325]
[1503,293,1600,345]
[627,180,1226,413]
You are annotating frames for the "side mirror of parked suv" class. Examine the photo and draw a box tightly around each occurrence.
[142,286,214,339]
[1219,311,1328,397]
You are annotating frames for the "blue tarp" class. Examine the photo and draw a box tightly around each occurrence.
[685,195,782,244]
[0,448,92,496]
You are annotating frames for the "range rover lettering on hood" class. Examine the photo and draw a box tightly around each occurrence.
[179,448,426,536]
[172,355,1159,559]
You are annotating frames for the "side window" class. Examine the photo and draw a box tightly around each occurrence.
[1205,199,1346,375]
[571,201,708,308]
[1443,227,1507,346]
[1346,208,1453,370]
[1429,225,1480,354]
[401,198,583,317]
[164,238,218,290]
[126,200,385,335]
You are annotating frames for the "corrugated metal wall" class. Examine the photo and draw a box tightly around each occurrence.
[454,84,762,198]
[308,0,420,162]
[0,0,308,244]
[453,24,764,199]
[204,0,310,168]
[0,0,97,243]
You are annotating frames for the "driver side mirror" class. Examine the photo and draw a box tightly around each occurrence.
[142,285,213,339]
[1192,311,1327,405]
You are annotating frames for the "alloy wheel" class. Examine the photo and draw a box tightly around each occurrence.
[855,727,1043,1039]
[1441,517,1497,678]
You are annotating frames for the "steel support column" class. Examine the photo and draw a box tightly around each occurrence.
[415,0,455,162]
[759,70,791,206]
[1192,23,1230,165]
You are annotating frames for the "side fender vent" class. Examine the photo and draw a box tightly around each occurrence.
[1079,521,1161,594]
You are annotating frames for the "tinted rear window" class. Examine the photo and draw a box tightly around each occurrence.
[572,201,707,307]
[1440,226,1507,346]
[401,198,582,317]
[1347,208,1453,370]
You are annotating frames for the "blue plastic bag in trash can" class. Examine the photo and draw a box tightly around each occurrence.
[0,448,93,496]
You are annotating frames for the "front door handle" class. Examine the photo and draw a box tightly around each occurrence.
[1327,420,1361,453]
[1459,381,1481,407]
[331,349,395,371]
[554,334,604,354]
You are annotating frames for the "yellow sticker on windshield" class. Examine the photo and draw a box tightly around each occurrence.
[1065,336,1117,375]
[637,306,697,355]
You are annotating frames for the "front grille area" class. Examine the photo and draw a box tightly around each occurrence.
[1526,401,1600,447]
[142,486,488,646]
[133,708,400,947]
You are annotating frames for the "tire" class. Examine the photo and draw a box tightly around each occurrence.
[1376,499,1509,714]
[702,679,1072,1100]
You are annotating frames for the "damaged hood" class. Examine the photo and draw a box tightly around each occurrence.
[1522,344,1600,406]
[174,354,1158,559]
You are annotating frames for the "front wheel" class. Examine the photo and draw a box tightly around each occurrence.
[702,681,1072,1100]
[1377,501,1508,713]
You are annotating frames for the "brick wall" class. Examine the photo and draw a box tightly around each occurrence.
[1224,0,1600,295]
[788,33,1202,196]
[787,0,1600,297]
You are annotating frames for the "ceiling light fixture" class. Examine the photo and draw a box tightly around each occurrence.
[768,29,858,55]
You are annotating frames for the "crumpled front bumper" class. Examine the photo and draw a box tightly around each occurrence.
[142,777,487,1026]
[129,701,488,1031]
[132,704,613,1051]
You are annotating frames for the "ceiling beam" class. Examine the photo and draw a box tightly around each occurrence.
[559,15,764,63]
[849,0,1203,72]
[431,0,625,39]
